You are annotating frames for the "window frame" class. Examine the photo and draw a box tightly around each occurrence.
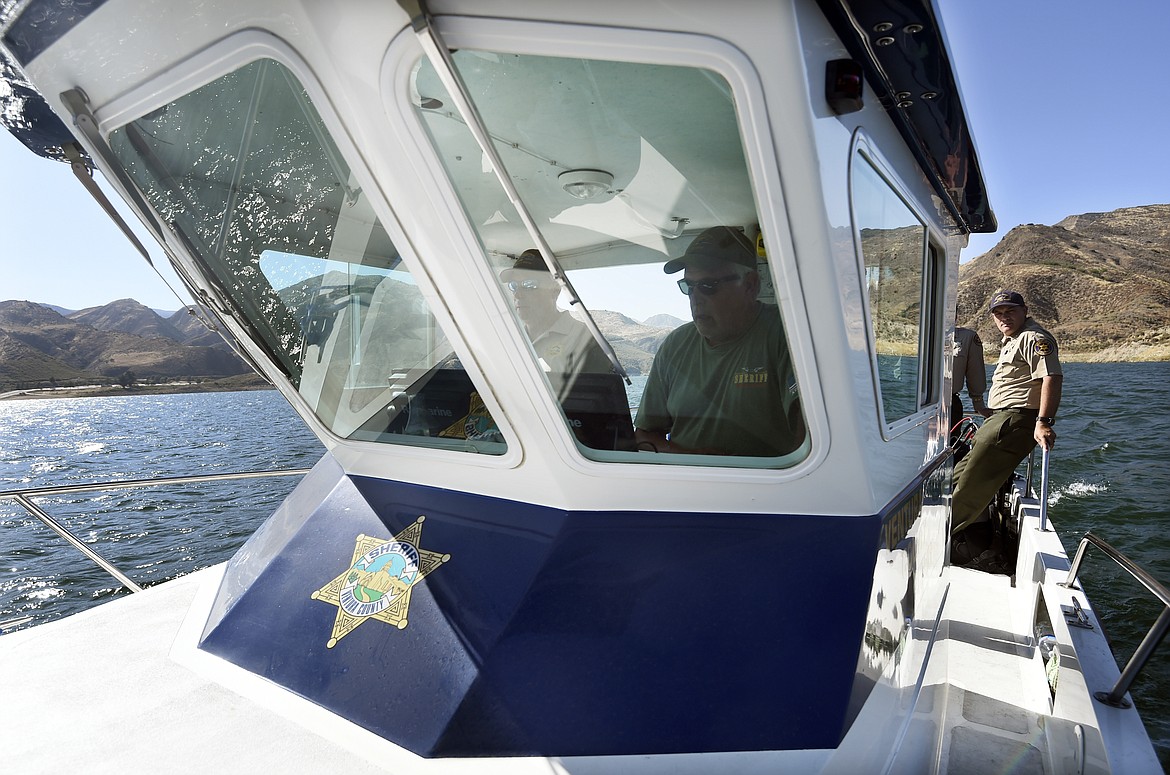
[919,240,946,409]
[849,135,946,439]
[382,16,825,475]
[91,31,522,466]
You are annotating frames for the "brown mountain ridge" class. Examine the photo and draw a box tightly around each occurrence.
[4,202,1167,392]
[958,204,1170,361]
[0,296,681,393]
[0,300,251,391]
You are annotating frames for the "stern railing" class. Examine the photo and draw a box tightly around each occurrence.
[1060,531,1170,708]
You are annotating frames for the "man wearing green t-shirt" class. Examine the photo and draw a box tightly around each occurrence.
[634,226,803,457]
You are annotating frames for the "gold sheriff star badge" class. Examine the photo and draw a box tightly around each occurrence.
[311,516,449,648]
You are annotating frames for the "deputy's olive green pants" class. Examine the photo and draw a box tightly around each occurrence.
[951,410,1038,534]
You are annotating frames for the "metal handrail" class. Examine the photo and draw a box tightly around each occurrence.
[1038,446,1051,532]
[1024,446,1036,500]
[1061,531,1170,708]
[1,468,311,594]
[9,493,142,592]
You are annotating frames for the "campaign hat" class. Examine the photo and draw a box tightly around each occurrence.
[500,249,549,281]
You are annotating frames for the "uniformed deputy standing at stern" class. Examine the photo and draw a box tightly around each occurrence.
[951,290,1063,536]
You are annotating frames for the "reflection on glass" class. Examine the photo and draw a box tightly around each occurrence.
[108,59,503,453]
[854,158,926,423]
[501,251,612,384]
[412,52,808,467]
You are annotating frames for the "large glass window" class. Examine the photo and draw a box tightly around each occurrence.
[412,52,808,467]
[104,51,810,466]
[853,156,928,425]
[108,59,505,454]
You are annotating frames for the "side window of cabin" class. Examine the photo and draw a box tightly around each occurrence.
[107,59,505,454]
[411,52,808,468]
[852,155,929,426]
[921,242,945,407]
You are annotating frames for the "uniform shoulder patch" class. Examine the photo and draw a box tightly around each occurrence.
[1036,339,1052,356]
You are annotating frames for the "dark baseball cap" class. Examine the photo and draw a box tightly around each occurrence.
[500,249,549,281]
[663,226,756,274]
[988,290,1025,311]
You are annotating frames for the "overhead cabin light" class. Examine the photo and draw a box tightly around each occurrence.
[559,169,614,200]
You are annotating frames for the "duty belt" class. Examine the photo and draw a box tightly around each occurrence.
[992,407,1039,417]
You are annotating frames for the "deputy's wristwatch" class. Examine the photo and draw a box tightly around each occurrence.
[1037,416,1056,427]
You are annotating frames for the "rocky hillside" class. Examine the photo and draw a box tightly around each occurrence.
[0,295,679,390]
[0,300,251,390]
[68,298,187,342]
[7,203,1168,391]
[168,305,237,349]
[958,204,1170,360]
[591,310,682,375]
[67,298,237,351]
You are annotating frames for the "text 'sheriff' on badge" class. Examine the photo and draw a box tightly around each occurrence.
[311,516,450,648]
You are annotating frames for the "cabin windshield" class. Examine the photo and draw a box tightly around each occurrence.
[412,51,809,466]
[103,50,810,466]
[107,59,506,454]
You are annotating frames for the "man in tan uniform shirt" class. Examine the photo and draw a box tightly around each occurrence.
[951,290,1063,560]
[502,250,612,380]
[951,326,991,431]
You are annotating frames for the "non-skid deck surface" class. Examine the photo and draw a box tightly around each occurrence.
[935,566,1051,774]
[0,568,405,774]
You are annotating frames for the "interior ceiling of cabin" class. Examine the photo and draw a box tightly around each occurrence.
[412,52,758,262]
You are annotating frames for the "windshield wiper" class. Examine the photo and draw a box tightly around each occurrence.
[396,0,630,384]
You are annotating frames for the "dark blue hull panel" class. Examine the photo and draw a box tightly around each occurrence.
[200,472,884,756]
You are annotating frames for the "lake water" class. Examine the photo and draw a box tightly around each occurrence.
[0,391,324,618]
[1,365,1168,765]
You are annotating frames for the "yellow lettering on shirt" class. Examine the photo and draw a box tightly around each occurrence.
[732,370,770,386]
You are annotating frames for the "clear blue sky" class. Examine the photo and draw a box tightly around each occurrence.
[2,0,1168,314]
[941,0,1170,259]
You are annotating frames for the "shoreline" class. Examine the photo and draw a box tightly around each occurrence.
[0,378,275,401]
[4,351,1167,401]
[1062,350,1170,363]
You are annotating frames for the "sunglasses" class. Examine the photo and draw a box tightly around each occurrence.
[508,279,551,292]
[677,274,741,296]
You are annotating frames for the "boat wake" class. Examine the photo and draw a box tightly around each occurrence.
[1048,479,1108,506]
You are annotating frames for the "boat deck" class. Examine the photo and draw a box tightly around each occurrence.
[0,566,803,774]
[0,567,412,774]
[0,563,1052,775]
[0,533,1156,773]
[934,565,1051,774]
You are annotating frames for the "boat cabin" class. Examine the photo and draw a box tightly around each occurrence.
[2,0,1000,761]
